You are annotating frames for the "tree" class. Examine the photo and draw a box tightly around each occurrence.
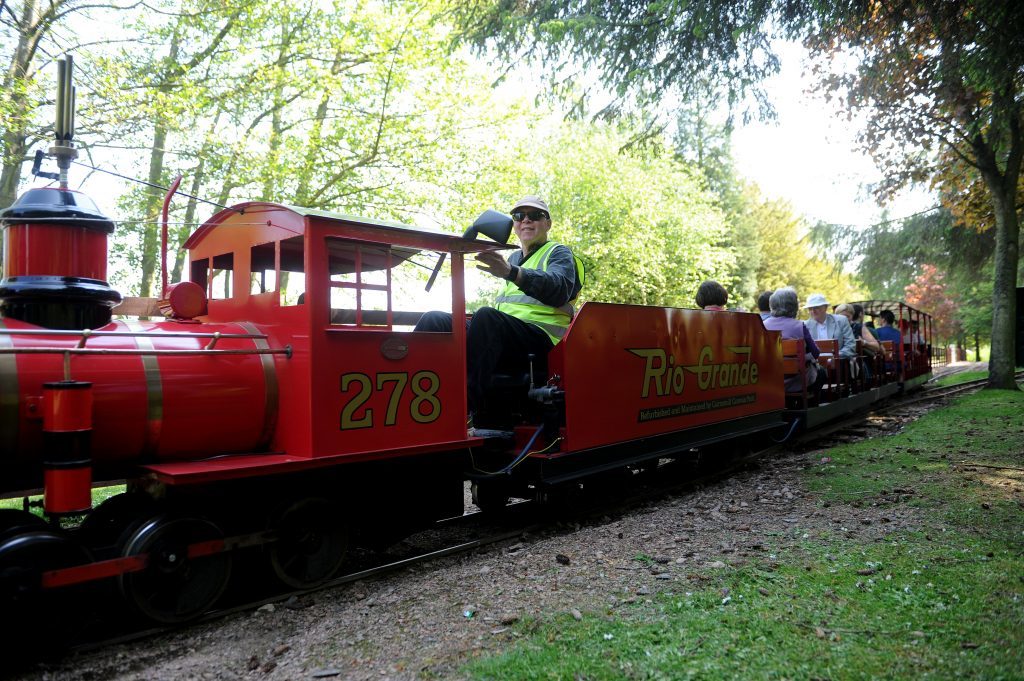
[87,0,525,296]
[454,0,1022,388]
[904,264,961,343]
[746,185,864,307]
[1,0,136,212]
[807,1,1023,389]
[450,119,734,308]
[813,208,995,298]
[674,104,762,305]
[450,0,781,128]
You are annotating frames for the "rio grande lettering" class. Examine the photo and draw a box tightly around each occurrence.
[628,346,759,398]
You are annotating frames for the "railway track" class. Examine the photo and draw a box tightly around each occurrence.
[44,370,1021,664]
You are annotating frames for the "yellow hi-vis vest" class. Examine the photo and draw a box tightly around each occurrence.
[494,241,585,344]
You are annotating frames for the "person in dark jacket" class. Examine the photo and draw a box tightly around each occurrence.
[757,290,773,321]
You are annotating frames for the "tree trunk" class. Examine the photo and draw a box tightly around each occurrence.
[0,0,41,211]
[0,129,27,213]
[974,333,980,362]
[138,122,168,298]
[984,177,1021,389]
[138,32,182,298]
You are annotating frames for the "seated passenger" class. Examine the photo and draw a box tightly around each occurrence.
[854,304,878,340]
[763,287,823,396]
[909,320,925,355]
[695,280,728,311]
[875,310,902,369]
[803,293,857,359]
[834,303,882,380]
[757,290,772,321]
[834,304,879,351]
[415,195,583,418]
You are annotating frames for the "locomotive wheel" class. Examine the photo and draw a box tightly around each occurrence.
[267,497,348,589]
[471,481,510,514]
[0,529,92,657]
[78,492,157,552]
[118,515,231,624]
[0,509,47,543]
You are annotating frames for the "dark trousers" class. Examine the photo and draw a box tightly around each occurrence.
[415,307,553,412]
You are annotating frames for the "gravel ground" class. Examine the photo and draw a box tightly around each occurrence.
[22,363,982,681]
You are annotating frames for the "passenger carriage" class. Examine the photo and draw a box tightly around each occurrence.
[778,300,934,428]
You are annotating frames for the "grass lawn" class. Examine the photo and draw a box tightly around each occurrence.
[465,388,1024,680]
[0,484,124,516]
[932,370,990,387]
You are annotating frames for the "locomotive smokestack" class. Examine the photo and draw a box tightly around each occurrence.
[0,57,121,329]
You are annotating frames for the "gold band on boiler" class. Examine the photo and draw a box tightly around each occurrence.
[238,322,278,450]
[0,320,19,457]
[123,320,163,460]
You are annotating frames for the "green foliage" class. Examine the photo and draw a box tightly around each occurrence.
[466,389,1024,679]
[1,0,131,211]
[451,0,782,127]
[545,125,733,307]
[812,209,993,301]
[89,0,527,294]
[672,105,863,309]
[452,120,734,308]
[743,185,865,308]
[811,208,995,346]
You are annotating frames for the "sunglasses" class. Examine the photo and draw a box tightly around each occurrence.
[512,210,548,222]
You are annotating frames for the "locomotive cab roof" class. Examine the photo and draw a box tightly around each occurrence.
[182,201,507,332]
[184,202,506,257]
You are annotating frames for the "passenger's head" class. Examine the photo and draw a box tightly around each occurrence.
[757,290,772,313]
[769,287,799,318]
[804,293,829,323]
[852,303,865,322]
[880,310,895,326]
[511,195,551,250]
[695,280,728,309]
[833,303,854,321]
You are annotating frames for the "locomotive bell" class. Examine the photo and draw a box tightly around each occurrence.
[0,188,121,329]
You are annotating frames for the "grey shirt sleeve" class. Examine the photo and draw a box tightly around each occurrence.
[509,244,582,308]
[836,315,857,358]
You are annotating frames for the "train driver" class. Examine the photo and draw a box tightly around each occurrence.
[415,195,584,420]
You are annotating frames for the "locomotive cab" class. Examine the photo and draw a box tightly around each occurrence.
[182,203,508,463]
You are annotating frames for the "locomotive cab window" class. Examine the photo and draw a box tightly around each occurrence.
[279,236,305,306]
[191,252,234,300]
[211,253,234,300]
[325,237,422,330]
[250,242,277,296]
